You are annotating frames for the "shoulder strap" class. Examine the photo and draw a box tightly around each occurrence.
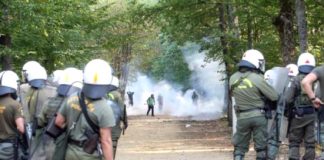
[230,72,251,95]
[79,92,99,134]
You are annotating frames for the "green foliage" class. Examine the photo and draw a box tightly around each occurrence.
[151,36,191,87]
[0,0,322,87]
[0,0,101,72]
[134,0,323,74]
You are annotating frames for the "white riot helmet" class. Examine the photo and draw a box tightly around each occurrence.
[238,49,265,72]
[111,76,119,87]
[264,70,273,80]
[82,59,113,99]
[22,61,41,83]
[50,70,64,85]
[107,76,119,92]
[264,70,275,85]
[27,66,47,88]
[0,71,19,96]
[57,68,83,96]
[297,52,315,74]
[286,64,299,77]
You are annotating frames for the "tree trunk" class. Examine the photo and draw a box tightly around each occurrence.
[0,34,12,70]
[0,5,12,70]
[117,43,132,99]
[273,0,296,65]
[218,3,233,125]
[295,0,308,53]
[247,11,253,49]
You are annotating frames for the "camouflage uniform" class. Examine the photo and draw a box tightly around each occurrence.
[59,93,116,160]
[230,69,278,160]
[108,90,127,159]
[22,86,56,159]
[28,96,65,160]
[0,96,25,160]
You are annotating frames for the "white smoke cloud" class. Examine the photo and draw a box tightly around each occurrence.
[125,43,226,120]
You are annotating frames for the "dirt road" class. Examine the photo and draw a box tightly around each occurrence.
[115,115,289,160]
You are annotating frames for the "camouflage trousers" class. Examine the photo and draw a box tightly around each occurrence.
[232,116,267,159]
[0,141,26,160]
[29,129,56,160]
[288,115,315,160]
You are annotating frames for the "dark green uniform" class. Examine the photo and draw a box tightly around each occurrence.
[29,96,65,160]
[285,73,316,160]
[0,96,24,160]
[108,90,127,159]
[23,86,56,159]
[59,93,116,160]
[230,70,278,159]
[23,86,56,123]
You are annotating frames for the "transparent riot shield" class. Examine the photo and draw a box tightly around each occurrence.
[266,67,289,159]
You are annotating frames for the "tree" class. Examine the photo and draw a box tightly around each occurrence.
[295,0,308,53]
[0,0,102,72]
[151,36,191,87]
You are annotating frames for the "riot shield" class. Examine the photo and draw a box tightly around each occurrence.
[266,67,289,159]
[232,97,237,135]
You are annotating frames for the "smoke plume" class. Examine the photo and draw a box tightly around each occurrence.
[126,43,226,120]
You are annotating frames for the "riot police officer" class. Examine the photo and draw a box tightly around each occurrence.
[285,53,316,160]
[21,62,56,153]
[107,76,128,159]
[230,49,278,160]
[0,71,26,160]
[55,59,116,160]
[29,67,83,160]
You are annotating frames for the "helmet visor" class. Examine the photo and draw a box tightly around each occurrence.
[29,79,46,88]
[298,65,314,74]
[82,84,110,99]
[238,60,257,69]
[259,59,265,73]
[0,86,16,96]
[57,84,81,97]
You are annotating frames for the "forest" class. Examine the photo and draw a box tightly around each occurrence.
[0,0,323,92]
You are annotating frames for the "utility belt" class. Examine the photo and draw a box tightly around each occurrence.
[293,106,315,118]
[235,107,265,114]
[68,138,86,148]
[235,106,273,119]
[0,138,15,144]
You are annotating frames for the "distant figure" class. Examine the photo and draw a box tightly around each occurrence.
[192,91,198,105]
[157,94,163,111]
[146,94,155,116]
[127,91,134,106]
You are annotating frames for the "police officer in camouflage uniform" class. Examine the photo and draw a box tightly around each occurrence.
[230,49,278,160]
[0,71,26,160]
[21,62,57,156]
[55,59,116,160]
[302,64,324,159]
[285,53,316,160]
[29,68,83,160]
[107,76,128,159]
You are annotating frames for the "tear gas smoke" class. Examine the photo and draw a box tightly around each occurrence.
[126,43,226,120]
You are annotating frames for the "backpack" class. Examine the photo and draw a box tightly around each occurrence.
[294,74,314,107]
[107,98,122,124]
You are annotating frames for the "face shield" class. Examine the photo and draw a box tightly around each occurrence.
[259,59,265,73]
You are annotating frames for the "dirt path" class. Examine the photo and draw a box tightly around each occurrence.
[115,115,289,160]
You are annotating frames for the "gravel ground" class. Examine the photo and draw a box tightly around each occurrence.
[115,115,290,160]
